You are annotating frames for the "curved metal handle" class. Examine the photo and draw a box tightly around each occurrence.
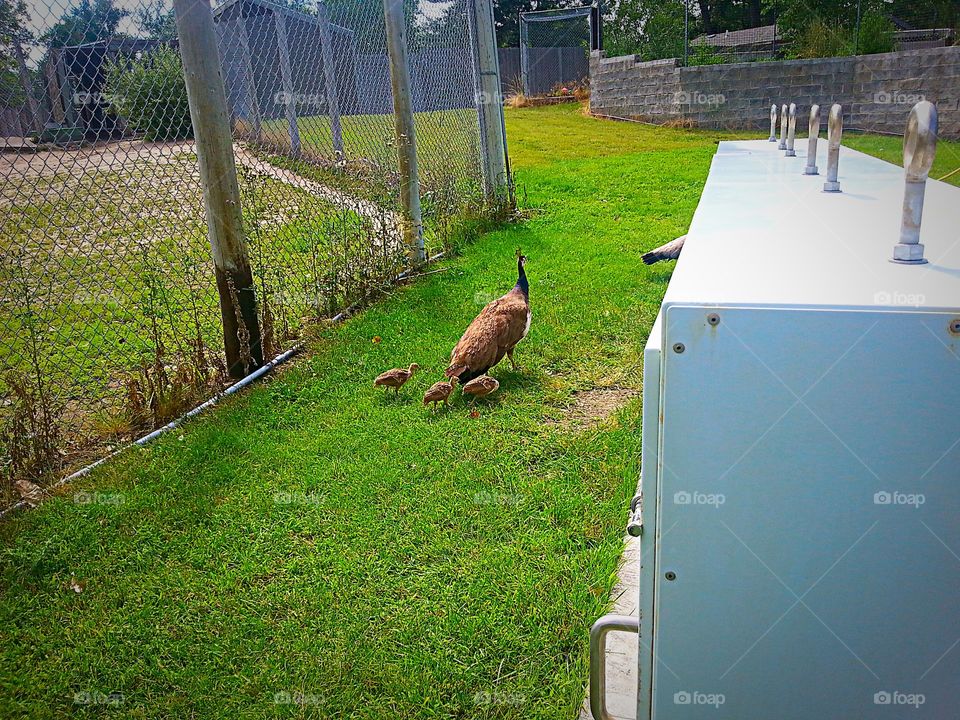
[590,614,640,720]
[894,101,938,263]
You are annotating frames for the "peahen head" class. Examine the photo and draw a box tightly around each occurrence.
[515,252,529,296]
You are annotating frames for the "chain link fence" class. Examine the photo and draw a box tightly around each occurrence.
[519,6,594,97]
[602,0,958,66]
[0,0,509,509]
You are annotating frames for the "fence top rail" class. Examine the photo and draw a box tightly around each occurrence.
[212,0,354,36]
[520,5,593,22]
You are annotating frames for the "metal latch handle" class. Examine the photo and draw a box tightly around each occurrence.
[589,614,640,720]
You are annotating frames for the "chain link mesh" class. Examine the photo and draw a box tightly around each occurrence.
[0,0,494,508]
[520,7,592,97]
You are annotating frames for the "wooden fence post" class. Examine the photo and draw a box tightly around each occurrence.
[382,0,425,265]
[469,0,510,202]
[173,0,263,379]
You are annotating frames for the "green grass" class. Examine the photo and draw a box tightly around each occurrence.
[261,109,482,191]
[844,132,960,186]
[2,103,951,718]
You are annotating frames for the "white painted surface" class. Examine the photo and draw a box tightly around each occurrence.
[663,140,960,313]
[641,138,960,719]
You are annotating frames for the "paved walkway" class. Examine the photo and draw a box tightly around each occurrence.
[580,534,640,720]
[231,147,402,243]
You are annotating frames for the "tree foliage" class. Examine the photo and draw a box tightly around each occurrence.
[0,0,29,104]
[42,0,128,47]
[104,45,192,141]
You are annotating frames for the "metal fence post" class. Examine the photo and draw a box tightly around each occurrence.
[382,0,425,266]
[273,10,302,157]
[468,0,510,202]
[13,38,42,134]
[317,1,345,158]
[235,17,263,143]
[519,12,529,96]
[173,0,264,379]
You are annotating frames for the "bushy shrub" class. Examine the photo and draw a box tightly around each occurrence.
[790,18,853,58]
[104,46,193,141]
[857,12,895,55]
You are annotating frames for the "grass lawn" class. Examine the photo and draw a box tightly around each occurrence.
[1,103,952,718]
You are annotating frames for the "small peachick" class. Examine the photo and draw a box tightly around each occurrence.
[423,377,457,410]
[462,375,499,403]
[374,363,420,394]
[446,253,531,384]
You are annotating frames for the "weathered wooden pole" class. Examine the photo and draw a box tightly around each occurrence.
[382,0,425,265]
[468,0,510,203]
[173,0,263,378]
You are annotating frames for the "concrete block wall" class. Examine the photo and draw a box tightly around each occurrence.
[590,46,960,138]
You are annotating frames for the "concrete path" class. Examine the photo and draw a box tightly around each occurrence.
[581,534,639,720]
[231,147,402,242]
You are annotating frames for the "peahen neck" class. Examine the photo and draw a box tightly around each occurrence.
[515,259,529,297]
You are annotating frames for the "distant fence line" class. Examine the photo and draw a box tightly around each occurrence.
[496,47,589,96]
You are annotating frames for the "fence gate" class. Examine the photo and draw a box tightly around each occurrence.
[519,5,596,97]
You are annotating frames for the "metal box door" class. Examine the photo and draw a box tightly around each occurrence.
[652,305,960,719]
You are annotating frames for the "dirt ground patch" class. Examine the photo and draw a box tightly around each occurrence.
[554,387,639,429]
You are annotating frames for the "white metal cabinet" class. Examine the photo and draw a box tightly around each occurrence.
[632,140,960,719]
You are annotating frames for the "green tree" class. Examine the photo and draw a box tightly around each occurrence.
[136,0,176,42]
[0,0,29,104]
[604,0,686,60]
[42,0,128,48]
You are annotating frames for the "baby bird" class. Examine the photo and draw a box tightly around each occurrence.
[462,375,499,403]
[423,376,458,410]
[374,363,420,395]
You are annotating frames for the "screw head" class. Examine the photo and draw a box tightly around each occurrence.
[665,571,677,581]
[673,342,685,354]
[707,313,720,326]
[950,319,960,336]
